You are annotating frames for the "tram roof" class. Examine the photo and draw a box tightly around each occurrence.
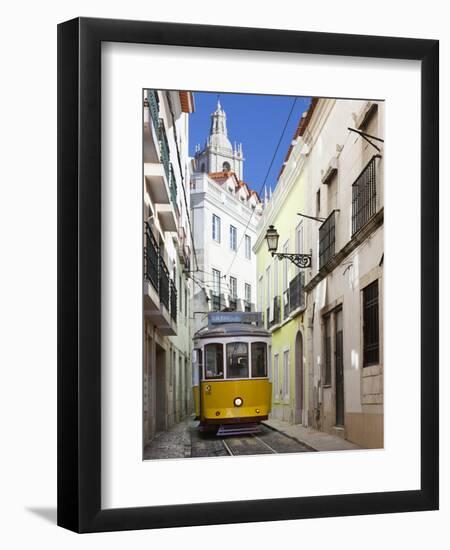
[193,323,271,340]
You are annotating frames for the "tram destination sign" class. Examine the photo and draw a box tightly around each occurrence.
[208,312,262,326]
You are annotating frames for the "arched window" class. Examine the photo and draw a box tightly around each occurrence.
[222,161,231,173]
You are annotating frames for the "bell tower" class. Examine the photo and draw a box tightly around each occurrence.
[195,99,244,180]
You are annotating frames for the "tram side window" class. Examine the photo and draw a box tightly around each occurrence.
[226,342,249,378]
[204,344,224,379]
[251,342,267,378]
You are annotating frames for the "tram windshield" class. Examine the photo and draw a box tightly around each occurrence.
[251,342,267,377]
[204,343,224,379]
[226,342,249,378]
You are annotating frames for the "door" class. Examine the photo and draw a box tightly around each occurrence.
[294,331,304,424]
[335,308,344,426]
[155,344,166,433]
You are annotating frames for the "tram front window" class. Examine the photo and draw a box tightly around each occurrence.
[251,342,267,377]
[226,342,249,378]
[204,343,224,379]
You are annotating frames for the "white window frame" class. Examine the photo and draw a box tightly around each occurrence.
[244,234,251,259]
[283,348,290,401]
[212,214,221,243]
[273,353,280,402]
[212,268,221,296]
[229,276,237,299]
[245,283,251,302]
[273,256,279,297]
[229,224,237,251]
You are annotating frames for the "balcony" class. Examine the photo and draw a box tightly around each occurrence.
[244,301,252,313]
[143,223,177,335]
[229,297,237,311]
[269,296,281,328]
[352,155,380,236]
[289,271,305,313]
[319,210,336,269]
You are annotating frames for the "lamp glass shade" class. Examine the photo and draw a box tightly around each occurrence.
[265,225,279,253]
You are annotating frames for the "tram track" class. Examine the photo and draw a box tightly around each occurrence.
[221,432,278,456]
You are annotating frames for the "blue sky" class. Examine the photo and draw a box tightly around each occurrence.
[189,92,311,195]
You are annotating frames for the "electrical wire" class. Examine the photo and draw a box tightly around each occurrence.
[224,97,298,277]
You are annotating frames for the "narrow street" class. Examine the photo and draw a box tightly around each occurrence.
[144,418,314,460]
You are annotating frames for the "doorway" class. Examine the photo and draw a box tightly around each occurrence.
[335,308,344,426]
[294,331,304,424]
[155,343,166,433]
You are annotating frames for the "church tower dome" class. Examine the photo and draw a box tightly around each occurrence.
[195,99,244,180]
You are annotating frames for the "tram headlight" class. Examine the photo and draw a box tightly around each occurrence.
[234,397,243,407]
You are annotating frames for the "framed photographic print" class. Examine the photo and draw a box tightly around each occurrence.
[57,17,439,532]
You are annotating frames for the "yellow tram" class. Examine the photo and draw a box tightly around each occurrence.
[192,312,272,435]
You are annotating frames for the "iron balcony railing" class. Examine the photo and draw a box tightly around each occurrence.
[144,222,177,321]
[352,155,380,236]
[169,163,178,212]
[170,280,177,323]
[229,297,237,311]
[289,271,305,312]
[319,210,336,269]
[147,90,160,130]
[269,295,281,327]
[244,301,251,313]
[144,223,159,292]
[158,119,171,183]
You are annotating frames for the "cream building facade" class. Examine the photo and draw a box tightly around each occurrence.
[256,98,384,448]
[143,89,195,446]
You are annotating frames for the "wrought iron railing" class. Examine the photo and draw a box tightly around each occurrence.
[147,90,160,130]
[157,119,171,182]
[289,271,305,312]
[170,280,177,322]
[229,297,237,311]
[352,155,380,235]
[319,210,336,269]
[144,222,177,321]
[144,223,159,292]
[169,163,178,211]
[244,301,251,313]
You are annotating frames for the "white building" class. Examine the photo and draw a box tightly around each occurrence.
[190,100,263,334]
[143,89,195,445]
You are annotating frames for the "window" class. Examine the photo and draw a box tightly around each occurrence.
[179,275,182,312]
[363,280,380,366]
[273,353,279,400]
[258,275,263,313]
[245,234,251,259]
[244,283,251,312]
[212,269,221,310]
[184,285,187,318]
[295,223,303,274]
[324,315,332,385]
[204,343,224,379]
[316,188,321,218]
[212,214,221,242]
[266,265,271,327]
[229,225,237,251]
[251,342,267,377]
[273,256,279,297]
[229,276,237,310]
[226,342,249,378]
[283,350,290,400]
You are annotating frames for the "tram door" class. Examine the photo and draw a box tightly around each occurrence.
[335,308,344,426]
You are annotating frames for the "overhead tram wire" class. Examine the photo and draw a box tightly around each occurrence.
[224,97,298,278]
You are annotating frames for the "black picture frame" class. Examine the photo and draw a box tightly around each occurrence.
[57,17,439,533]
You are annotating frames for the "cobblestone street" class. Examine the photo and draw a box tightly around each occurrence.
[143,418,314,460]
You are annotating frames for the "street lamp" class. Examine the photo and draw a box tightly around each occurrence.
[264,224,312,269]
